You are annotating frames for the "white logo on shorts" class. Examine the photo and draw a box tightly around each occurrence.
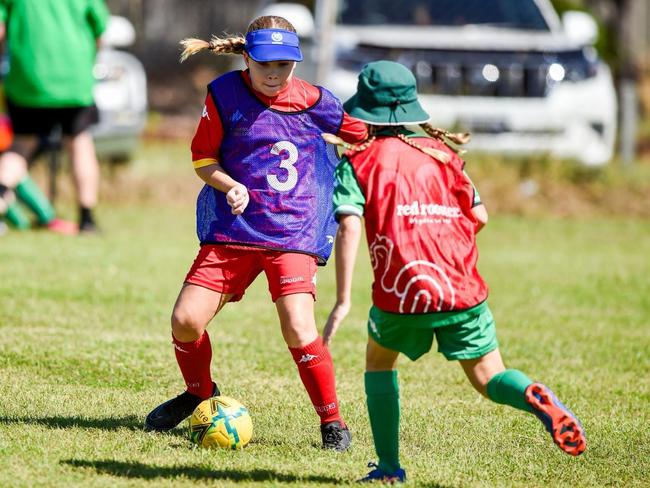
[280,275,305,285]
[369,318,380,338]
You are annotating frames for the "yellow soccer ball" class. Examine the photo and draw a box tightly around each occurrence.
[188,396,253,449]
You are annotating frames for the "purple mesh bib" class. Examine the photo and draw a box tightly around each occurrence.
[196,71,343,264]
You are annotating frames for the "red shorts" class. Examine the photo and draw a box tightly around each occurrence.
[185,245,318,302]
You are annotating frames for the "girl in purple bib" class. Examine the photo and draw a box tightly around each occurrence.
[144,14,368,451]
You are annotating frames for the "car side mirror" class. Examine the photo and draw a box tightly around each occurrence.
[102,15,136,48]
[562,11,598,46]
[257,3,315,38]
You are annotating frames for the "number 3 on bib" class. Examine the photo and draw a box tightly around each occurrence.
[267,141,299,192]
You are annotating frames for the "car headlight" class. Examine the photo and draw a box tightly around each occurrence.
[553,47,600,82]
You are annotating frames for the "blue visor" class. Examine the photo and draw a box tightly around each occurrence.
[245,29,303,62]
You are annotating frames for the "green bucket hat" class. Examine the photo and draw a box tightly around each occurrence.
[343,60,430,126]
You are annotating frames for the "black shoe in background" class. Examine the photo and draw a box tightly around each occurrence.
[78,220,99,234]
[79,206,99,234]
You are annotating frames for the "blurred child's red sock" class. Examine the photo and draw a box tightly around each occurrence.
[289,337,342,424]
[173,331,213,399]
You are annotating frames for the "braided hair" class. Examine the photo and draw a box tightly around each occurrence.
[322,124,470,164]
[180,16,296,62]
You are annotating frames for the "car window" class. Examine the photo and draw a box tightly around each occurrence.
[338,0,550,30]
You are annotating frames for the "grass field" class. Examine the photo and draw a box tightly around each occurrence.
[1,146,649,487]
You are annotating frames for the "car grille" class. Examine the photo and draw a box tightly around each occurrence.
[413,60,549,97]
[341,46,595,98]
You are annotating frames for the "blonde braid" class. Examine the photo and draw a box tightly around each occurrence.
[323,125,454,162]
[180,15,297,62]
[180,35,246,62]
[420,123,470,154]
[395,132,451,163]
[321,133,377,153]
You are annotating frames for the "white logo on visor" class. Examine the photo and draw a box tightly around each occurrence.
[271,32,284,42]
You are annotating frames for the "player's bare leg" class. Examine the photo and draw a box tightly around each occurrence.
[172,283,231,341]
[276,292,318,347]
[460,348,506,396]
[144,284,232,432]
[366,337,399,371]
[460,348,585,456]
[0,137,76,234]
[67,130,100,232]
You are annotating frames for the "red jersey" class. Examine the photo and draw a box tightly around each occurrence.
[347,136,488,313]
[192,70,367,167]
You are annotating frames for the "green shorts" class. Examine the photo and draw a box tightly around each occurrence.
[367,301,498,361]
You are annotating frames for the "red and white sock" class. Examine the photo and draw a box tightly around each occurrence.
[289,337,343,424]
[172,331,213,399]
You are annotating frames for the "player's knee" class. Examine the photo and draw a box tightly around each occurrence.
[365,352,396,371]
[365,338,399,371]
[281,318,318,347]
[365,357,394,372]
[171,307,204,339]
[293,326,318,345]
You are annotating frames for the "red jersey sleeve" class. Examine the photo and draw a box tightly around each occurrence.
[337,112,368,144]
[191,94,224,169]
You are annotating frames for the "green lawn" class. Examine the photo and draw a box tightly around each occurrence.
[1,175,649,486]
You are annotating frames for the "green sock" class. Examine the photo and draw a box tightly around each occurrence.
[5,201,30,229]
[365,370,400,474]
[15,176,54,225]
[486,369,534,413]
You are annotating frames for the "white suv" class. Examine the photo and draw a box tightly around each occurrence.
[261,0,617,166]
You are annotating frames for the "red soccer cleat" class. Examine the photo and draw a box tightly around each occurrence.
[525,382,586,456]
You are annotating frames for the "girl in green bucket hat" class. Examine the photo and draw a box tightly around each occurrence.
[323,60,586,483]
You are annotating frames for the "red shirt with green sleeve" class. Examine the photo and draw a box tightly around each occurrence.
[333,130,487,314]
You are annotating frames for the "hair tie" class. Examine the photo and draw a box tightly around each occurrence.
[208,40,216,50]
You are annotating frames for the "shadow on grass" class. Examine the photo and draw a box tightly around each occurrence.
[0,416,328,447]
[0,415,180,434]
[63,459,342,484]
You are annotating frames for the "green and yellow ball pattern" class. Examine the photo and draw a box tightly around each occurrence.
[189,396,253,449]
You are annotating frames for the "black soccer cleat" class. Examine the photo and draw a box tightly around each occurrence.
[320,420,352,451]
[144,382,220,432]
